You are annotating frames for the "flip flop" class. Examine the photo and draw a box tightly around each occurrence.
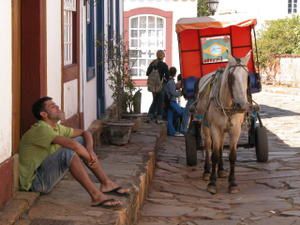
[91,198,122,209]
[103,187,130,197]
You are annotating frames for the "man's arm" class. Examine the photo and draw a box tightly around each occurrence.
[168,80,181,97]
[162,63,169,81]
[71,129,95,163]
[52,136,91,162]
[146,63,153,76]
[71,129,94,152]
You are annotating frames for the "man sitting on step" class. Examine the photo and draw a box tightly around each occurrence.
[19,96,129,208]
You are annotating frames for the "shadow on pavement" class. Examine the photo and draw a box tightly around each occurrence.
[259,104,300,118]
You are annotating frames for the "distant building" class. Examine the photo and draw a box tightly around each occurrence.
[124,0,197,112]
[217,0,299,29]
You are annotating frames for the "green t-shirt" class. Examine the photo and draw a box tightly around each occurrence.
[19,121,73,191]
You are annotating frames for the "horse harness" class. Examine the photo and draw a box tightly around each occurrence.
[193,59,249,130]
[213,59,249,129]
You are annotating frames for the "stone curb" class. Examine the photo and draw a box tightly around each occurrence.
[117,124,166,225]
[0,192,39,225]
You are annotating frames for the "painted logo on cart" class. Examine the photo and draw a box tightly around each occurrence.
[201,35,231,64]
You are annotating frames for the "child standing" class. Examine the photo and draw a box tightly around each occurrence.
[165,67,189,136]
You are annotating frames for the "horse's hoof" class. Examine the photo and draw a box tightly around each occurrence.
[202,173,210,181]
[218,170,227,178]
[229,185,240,194]
[207,184,217,194]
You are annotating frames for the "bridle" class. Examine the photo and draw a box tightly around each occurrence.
[209,59,250,129]
[227,58,249,101]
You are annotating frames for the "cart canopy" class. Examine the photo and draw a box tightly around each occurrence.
[176,15,257,33]
[176,15,257,79]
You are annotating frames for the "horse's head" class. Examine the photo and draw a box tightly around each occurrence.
[226,51,251,111]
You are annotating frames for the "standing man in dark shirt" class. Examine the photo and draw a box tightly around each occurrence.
[146,50,169,123]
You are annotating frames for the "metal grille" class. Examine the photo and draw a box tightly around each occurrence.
[129,15,166,77]
[63,10,73,65]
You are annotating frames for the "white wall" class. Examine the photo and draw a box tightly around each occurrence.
[83,78,97,128]
[119,1,124,36]
[82,1,97,129]
[47,0,62,106]
[124,0,197,112]
[47,0,97,127]
[64,80,79,118]
[0,1,12,163]
[278,57,300,87]
[80,1,85,116]
[104,0,114,109]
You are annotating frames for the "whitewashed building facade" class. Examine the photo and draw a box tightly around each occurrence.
[0,0,122,208]
[217,0,299,29]
[124,0,197,112]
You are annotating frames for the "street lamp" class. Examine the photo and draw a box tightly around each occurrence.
[207,0,219,15]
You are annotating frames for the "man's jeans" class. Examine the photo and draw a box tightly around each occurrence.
[31,136,84,193]
[167,100,189,136]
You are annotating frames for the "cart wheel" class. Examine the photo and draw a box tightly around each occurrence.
[185,122,197,166]
[255,126,269,162]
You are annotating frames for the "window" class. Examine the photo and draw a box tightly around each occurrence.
[64,0,76,66]
[288,0,297,14]
[129,15,166,78]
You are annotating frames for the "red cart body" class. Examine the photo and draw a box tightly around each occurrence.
[176,15,257,79]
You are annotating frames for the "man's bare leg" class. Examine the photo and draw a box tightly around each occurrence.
[69,154,121,205]
[86,152,129,193]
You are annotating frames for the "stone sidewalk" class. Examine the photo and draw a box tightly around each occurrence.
[0,121,166,225]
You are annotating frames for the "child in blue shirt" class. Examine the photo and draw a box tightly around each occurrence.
[165,67,189,136]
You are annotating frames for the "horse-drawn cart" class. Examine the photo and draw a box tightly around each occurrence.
[176,15,269,167]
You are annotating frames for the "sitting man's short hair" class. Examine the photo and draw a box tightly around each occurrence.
[32,96,52,120]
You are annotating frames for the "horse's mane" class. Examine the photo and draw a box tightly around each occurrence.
[196,68,225,102]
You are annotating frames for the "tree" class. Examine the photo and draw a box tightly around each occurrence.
[197,0,210,16]
[257,16,300,71]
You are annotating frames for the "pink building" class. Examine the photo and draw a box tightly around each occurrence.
[124,0,197,112]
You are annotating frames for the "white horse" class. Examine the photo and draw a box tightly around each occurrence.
[195,51,251,194]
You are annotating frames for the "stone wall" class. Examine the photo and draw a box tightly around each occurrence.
[277,56,300,87]
[261,55,300,87]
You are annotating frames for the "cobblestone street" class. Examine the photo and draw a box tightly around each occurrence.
[138,89,300,225]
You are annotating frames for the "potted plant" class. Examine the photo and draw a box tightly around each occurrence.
[122,73,142,115]
[102,37,135,145]
[122,74,144,132]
